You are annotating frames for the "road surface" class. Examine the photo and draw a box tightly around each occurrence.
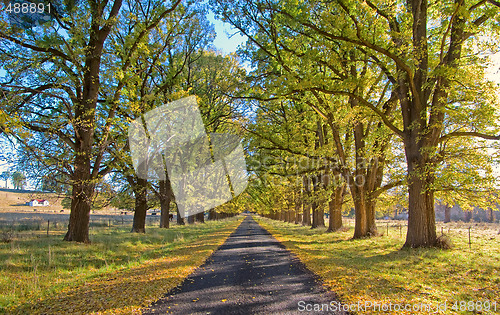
[143,215,346,314]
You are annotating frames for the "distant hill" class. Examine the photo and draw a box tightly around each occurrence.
[0,188,65,212]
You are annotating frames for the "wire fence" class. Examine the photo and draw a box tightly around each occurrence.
[342,218,500,249]
[0,212,167,241]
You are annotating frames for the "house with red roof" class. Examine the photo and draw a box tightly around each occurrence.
[27,199,49,207]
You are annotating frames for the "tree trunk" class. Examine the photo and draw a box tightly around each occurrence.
[464,211,472,222]
[327,185,344,232]
[159,197,170,229]
[302,202,311,226]
[63,182,93,243]
[311,175,325,228]
[302,175,311,226]
[131,177,148,233]
[159,179,172,229]
[196,211,205,223]
[487,208,494,223]
[444,205,451,223]
[403,158,437,247]
[311,200,319,228]
[208,208,217,220]
[188,214,195,224]
[176,206,185,225]
[352,183,368,238]
[316,205,325,227]
[366,199,378,236]
[295,194,301,224]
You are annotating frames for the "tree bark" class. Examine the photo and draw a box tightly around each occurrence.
[464,211,472,222]
[196,211,205,223]
[487,208,494,223]
[208,208,217,220]
[309,175,325,228]
[295,191,302,224]
[131,177,148,233]
[302,175,311,226]
[159,179,173,228]
[327,185,344,232]
[444,205,451,223]
[188,214,195,224]
[63,181,93,242]
[176,206,185,225]
[352,184,368,238]
[403,154,437,247]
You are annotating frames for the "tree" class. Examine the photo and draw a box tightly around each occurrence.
[1,0,183,242]
[110,5,216,232]
[11,171,26,190]
[213,0,500,247]
[0,171,9,188]
[212,0,399,237]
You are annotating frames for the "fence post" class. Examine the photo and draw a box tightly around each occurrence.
[47,220,50,236]
[468,226,471,249]
[386,222,388,236]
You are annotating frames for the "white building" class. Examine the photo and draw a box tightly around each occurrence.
[28,199,49,206]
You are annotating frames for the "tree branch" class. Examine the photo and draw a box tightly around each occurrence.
[439,131,500,142]
[0,32,71,62]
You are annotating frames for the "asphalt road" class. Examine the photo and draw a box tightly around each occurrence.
[143,215,346,314]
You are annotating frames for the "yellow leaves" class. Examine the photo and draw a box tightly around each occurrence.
[3,217,244,314]
[256,216,500,315]
[221,299,227,302]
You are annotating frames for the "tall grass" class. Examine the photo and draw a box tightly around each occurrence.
[0,216,243,314]
[256,216,500,315]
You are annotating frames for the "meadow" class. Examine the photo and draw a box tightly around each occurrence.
[256,216,500,315]
[0,215,243,314]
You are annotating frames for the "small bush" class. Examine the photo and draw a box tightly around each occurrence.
[435,234,453,249]
[1,230,14,243]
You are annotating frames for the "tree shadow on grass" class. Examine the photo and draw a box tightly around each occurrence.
[4,216,241,315]
[9,242,222,315]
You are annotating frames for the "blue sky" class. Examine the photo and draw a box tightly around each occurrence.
[207,11,247,54]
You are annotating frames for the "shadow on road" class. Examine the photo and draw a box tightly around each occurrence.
[144,215,346,315]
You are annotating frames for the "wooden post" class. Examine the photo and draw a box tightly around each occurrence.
[468,226,471,249]
[399,224,402,237]
[386,222,388,236]
[47,220,50,236]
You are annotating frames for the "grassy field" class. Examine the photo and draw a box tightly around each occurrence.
[0,189,65,213]
[0,216,243,314]
[0,189,120,214]
[256,216,500,315]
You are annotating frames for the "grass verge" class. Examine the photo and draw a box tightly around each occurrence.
[255,216,500,315]
[0,216,243,314]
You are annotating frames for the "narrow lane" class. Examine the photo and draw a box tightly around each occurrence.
[143,215,346,314]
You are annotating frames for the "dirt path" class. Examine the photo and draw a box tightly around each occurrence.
[143,215,346,314]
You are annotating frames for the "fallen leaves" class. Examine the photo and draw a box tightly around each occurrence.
[3,217,244,314]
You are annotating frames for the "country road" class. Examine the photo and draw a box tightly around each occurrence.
[143,215,346,314]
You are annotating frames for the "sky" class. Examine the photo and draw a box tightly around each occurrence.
[207,12,247,54]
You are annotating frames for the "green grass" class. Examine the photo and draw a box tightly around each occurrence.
[0,216,243,314]
[255,216,500,315]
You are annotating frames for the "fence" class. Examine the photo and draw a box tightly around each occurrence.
[342,218,500,249]
[0,213,164,240]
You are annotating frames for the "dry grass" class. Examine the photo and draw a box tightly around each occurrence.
[256,216,500,315]
[0,216,243,314]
